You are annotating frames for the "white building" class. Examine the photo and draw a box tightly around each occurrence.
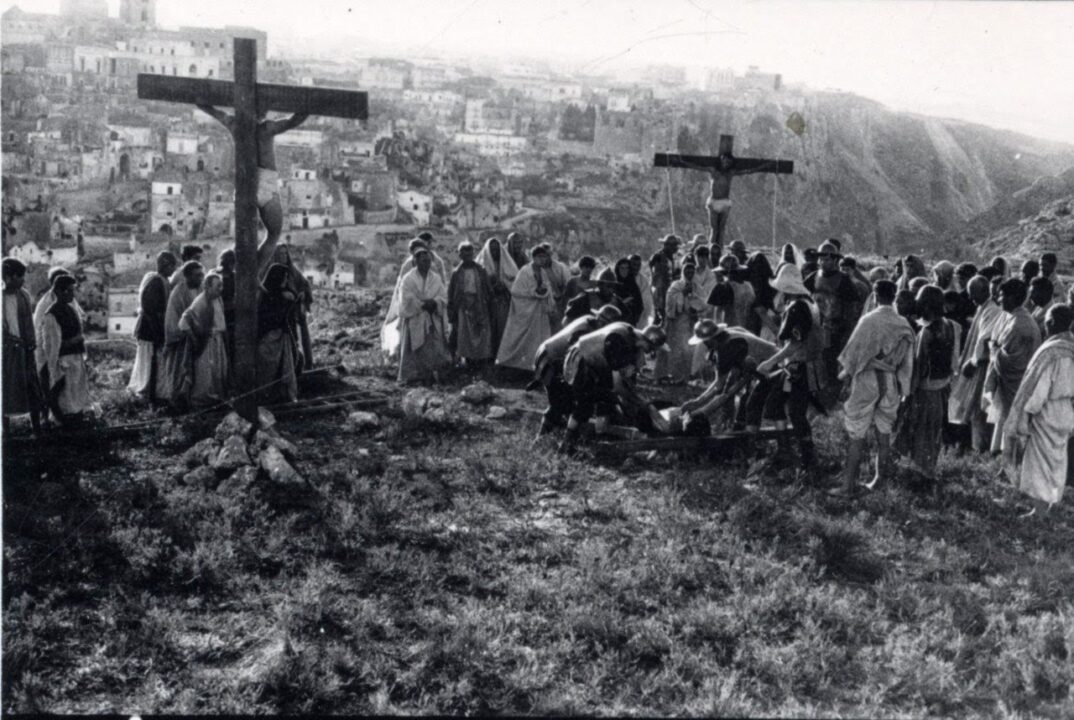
[107,286,140,338]
[453,132,528,158]
[396,189,433,226]
[276,128,323,149]
[291,167,317,181]
[165,133,199,155]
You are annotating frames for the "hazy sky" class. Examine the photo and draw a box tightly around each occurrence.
[7,0,1074,144]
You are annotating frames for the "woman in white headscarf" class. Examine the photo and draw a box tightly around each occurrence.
[478,236,519,357]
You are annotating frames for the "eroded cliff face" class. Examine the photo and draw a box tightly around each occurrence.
[659,93,1074,256]
[972,195,1074,267]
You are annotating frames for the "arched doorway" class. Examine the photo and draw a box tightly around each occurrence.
[196,158,205,172]
[119,153,130,180]
[158,223,173,236]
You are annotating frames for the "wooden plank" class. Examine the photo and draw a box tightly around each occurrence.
[231,38,260,422]
[654,153,793,174]
[137,74,368,119]
[593,428,793,455]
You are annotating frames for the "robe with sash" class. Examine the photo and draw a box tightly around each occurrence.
[495,263,557,372]
[380,251,449,359]
[398,267,450,382]
[478,239,519,356]
[663,278,706,383]
[162,282,199,403]
[984,307,1042,453]
[177,292,230,408]
[257,287,299,404]
[34,289,85,375]
[3,288,42,415]
[1002,331,1074,505]
[447,260,494,361]
[128,270,170,398]
[948,298,1003,425]
[39,300,90,417]
[838,304,915,439]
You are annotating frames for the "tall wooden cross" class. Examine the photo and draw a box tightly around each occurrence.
[137,38,367,419]
[655,134,793,254]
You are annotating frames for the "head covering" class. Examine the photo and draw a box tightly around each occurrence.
[955,262,978,279]
[2,258,26,276]
[771,263,810,296]
[688,318,722,346]
[530,245,549,260]
[52,274,77,292]
[408,238,429,254]
[457,240,475,253]
[596,267,618,285]
[157,250,179,273]
[478,236,518,284]
[47,266,70,284]
[817,240,841,258]
[868,267,889,283]
[262,263,290,293]
[729,240,747,254]
[915,284,945,316]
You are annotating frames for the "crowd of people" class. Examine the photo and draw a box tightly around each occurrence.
[4,224,1071,514]
[379,230,1071,514]
[1,240,314,430]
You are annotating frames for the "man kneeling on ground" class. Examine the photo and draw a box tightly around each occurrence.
[558,322,666,454]
[532,304,623,437]
[679,319,778,457]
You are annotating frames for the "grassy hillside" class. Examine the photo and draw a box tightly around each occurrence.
[3,292,1073,716]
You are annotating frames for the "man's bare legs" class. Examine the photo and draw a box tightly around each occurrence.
[868,432,892,489]
[256,197,284,274]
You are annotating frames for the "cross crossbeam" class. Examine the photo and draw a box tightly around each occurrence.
[654,133,793,253]
[136,75,368,119]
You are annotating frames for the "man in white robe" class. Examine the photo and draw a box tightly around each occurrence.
[381,235,448,359]
[38,274,91,425]
[398,248,450,384]
[949,275,1004,452]
[835,280,915,494]
[495,245,557,373]
[1002,304,1074,513]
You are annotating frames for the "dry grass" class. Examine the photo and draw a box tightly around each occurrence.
[3,293,1073,716]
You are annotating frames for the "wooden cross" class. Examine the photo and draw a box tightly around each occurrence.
[655,134,793,253]
[137,38,367,419]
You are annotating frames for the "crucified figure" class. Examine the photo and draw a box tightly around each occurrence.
[706,158,769,255]
[197,105,308,271]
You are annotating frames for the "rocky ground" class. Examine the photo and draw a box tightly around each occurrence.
[3,287,1073,716]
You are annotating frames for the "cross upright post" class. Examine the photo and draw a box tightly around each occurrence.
[654,134,793,255]
[232,38,260,421]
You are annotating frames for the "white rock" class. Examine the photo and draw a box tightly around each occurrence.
[258,407,277,431]
[215,411,253,443]
[182,438,220,469]
[485,405,509,420]
[260,445,304,487]
[250,429,298,460]
[347,411,381,430]
[460,381,496,405]
[212,435,252,477]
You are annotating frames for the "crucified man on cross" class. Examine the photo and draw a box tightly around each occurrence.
[197,104,309,271]
[705,156,769,252]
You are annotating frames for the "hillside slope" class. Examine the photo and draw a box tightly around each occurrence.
[972,194,1074,266]
[661,93,1074,256]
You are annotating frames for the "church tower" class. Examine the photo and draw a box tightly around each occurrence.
[120,0,156,28]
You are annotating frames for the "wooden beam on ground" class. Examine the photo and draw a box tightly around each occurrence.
[592,428,793,457]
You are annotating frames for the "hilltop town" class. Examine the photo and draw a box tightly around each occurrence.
[0,0,798,333]
[5,0,1074,337]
